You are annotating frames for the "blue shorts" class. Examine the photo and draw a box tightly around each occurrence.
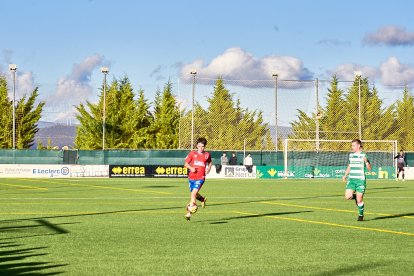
[188,180,204,192]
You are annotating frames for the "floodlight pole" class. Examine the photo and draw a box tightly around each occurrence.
[190,70,197,148]
[358,76,362,140]
[272,73,278,153]
[101,67,109,150]
[315,78,320,151]
[354,71,362,140]
[9,64,17,149]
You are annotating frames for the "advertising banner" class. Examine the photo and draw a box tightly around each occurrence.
[109,165,188,178]
[256,166,291,179]
[0,164,71,178]
[207,165,256,179]
[256,165,396,180]
[70,165,109,178]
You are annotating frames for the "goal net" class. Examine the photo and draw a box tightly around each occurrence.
[283,139,397,179]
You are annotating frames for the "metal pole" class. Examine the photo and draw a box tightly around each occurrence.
[103,73,106,150]
[12,70,16,149]
[190,71,197,147]
[101,67,109,150]
[358,76,362,139]
[9,64,17,149]
[272,74,278,153]
[315,78,319,151]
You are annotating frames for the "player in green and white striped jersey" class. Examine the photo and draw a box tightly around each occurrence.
[342,139,372,221]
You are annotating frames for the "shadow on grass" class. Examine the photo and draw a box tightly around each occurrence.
[1,198,280,224]
[315,261,390,275]
[0,220,71,235]
[0,241,67,275]
[371,212,414,220]
[199,211,313,224]
[142,185,178,189]
[369,186,404,190]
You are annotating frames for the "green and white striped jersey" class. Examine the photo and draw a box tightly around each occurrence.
[348,151,368,180]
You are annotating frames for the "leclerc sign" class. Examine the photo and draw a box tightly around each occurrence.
[0,164,71,178]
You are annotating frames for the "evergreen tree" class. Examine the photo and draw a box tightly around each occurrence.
[130,89,153,148]
[363,86,395,140]
[0,76,44,149]
[107,77,137,148]
[150,81,180,149]
[0,76,12,148]
[289,75,396,151]
[15,88,45,148]
[75,77,138,149]
[181,78,270,150]
[394,87,414,150]
[319,76,347,141]
[75,100,103,149]
[289,110,316,140]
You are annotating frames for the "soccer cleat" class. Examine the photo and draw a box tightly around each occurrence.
[357,215,364,221]
[185,213,191,221]
[202,198,207,208]
[402,179,405,182]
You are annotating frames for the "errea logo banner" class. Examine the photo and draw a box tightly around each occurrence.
[109,165,188,178]
[110,165,146,177]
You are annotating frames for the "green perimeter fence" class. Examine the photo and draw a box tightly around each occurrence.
[0,149,412,168]
[0,149,283,166]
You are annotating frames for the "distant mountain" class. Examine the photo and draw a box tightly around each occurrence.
[37,121,59,129]
[34,122,77,149]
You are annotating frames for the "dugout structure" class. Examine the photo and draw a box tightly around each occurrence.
[283,139,398,179]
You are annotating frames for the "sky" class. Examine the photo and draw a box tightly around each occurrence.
[1,0,414,124]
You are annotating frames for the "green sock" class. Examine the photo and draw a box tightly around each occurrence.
[357,203,364,216]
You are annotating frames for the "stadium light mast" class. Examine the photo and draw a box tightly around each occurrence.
[272,73,278,154]
[315,78,320,151]
[101,67,109,150]
[190,70,197,148]
[354,71,362,139]
[9,64,17,149]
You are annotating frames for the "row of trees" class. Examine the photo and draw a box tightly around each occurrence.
[1,73,413,150]
[178,78,273,150]
[0,76,44,149]
[289,76,414,150]
[75,77,180,149]
[75,77,269,150]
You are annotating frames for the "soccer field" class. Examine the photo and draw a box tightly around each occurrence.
[0,178,413,275]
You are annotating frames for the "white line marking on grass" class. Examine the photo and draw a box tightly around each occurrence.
[234,211,414,237]
[0,182,48,191]
[25,179,172,195]
[260,201,414,219]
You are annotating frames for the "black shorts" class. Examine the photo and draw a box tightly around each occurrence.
[397,166,405,173]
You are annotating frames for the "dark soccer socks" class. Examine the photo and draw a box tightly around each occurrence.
[196,194,205,202]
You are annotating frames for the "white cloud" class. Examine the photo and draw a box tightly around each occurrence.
[0,67,36,100]
[180,47,312,87]
[49,54,105,106]
[41,54,105,122]
[327,64,378,81]
[363,25,414,46]
[379,57,414,85]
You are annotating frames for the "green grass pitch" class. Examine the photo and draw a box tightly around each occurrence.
[0,178,413,275]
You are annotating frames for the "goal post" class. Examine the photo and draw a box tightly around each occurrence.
[283,139,398,179]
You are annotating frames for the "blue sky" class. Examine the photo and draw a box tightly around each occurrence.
[1,0,414,123]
